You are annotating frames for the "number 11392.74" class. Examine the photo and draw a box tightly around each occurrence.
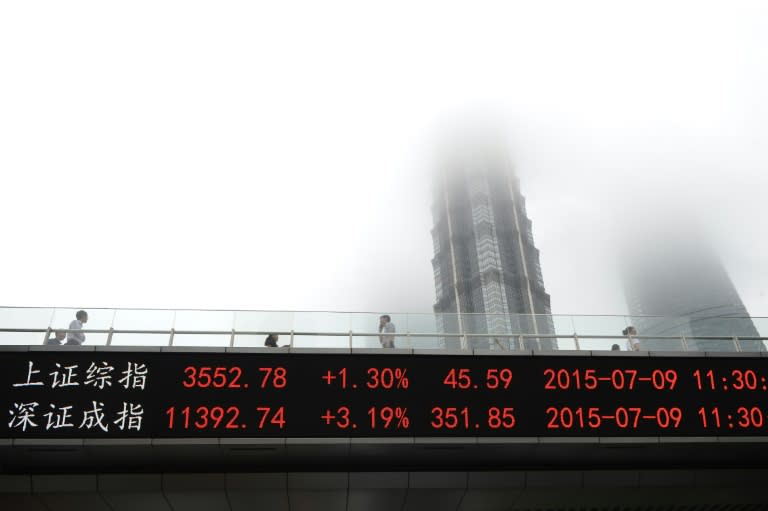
[165,405,286,430]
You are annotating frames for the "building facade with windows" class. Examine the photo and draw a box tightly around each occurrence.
[621,227,762,352]
[430,152,555,350]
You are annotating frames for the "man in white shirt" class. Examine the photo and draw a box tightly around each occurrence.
[378,315,396,348]
[66,310,88,345]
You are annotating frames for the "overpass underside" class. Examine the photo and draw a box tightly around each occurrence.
[2,440,768,510]
[0,469,766,511]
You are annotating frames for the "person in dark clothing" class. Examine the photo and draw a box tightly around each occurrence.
[46,330,66,346]
[264,334,279,348]
[611,343,621,351]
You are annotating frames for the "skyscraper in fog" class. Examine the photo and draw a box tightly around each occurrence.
[430,150,555,350]
[621,226,762,352]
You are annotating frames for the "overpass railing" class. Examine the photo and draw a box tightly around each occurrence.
[0,306,766,352]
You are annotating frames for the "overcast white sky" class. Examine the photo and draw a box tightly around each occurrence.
[1,0,767,318]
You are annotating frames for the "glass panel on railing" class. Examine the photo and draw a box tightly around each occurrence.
[293,311,349,332]
[683,316,750,352]
[752,317,768,337]
[462,313,492,350]
[685,335,736,352]
[110,309,175,346]
[536,316,557,349]
[469,337,493,351]
[430,313,462,349]
[349,313,383,334]
[350,332,379,349]
[352,332,452,354]
[549,315,575,350]
[0,307,55,345]
[407,334,440,349]
[636,337,682,351]
[720,317,764,352]
[412,334,464,350]
[572,315,630,337]
[403,313,437,333]
[405,313,441,349]
[171,333,229,347]
[629,315,686,351]
[749,317,768,351]
[434,313,461,333]
[551,315,576,335]
[492,314,556,351]
[555,335,578,351]
[292,311,350,348]
[50,307,112,346]
[110,334,170,347]
[578,337,630,352]
[172,310,233,346]
[233,311,295,347]
[461,313,486,334]
[348,313,384,348]
[499,335,521,350]
[291,333,349,348]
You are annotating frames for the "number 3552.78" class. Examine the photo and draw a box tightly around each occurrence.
[182,366,287,389]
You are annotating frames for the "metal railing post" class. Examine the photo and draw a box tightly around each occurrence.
[733,336,742,352]
[681,335,689,352]
[42,327,51,345]
[406,331,411,349]
[518,335,525,351]
[573,333,581,351]
[106,327,114,346]
[348,330,353,349]
[229,329,236,348]
[290,330,294,348]
[109,309,117,338]
[168,328,175,347]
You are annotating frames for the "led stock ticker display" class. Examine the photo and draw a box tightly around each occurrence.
[3,351,768,438]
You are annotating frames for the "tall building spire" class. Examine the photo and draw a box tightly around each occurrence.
[431,144,555,350]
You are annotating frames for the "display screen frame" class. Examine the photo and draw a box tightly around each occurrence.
[3,347,768,440]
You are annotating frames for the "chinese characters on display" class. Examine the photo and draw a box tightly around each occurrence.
[8,360,148,433]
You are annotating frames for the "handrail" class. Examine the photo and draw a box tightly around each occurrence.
[2,304,765,319]
[2,326,766,351]
[5,327,762,340]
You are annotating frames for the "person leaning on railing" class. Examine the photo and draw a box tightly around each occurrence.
[622,325,639,351]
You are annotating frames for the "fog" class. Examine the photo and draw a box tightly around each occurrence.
[1,1,767,318]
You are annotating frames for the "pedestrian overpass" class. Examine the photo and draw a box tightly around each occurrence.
[2,307,767,510]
